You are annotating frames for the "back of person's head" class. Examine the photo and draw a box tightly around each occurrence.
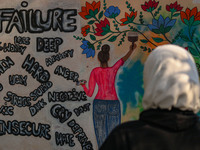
[143,44,200,113]
[98,44,110,63]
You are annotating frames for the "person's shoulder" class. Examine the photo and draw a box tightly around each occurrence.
[112,120,146,133]
[194,121,200,131]
[101,120,146,149]
[113,58,124,65]
[91,67,101,73]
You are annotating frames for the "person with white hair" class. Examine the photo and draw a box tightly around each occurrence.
[100,44,200,150]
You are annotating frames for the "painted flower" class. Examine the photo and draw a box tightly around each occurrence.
[95,18,110,36]
[81,25,90,37]
[141,0,159,12]
[166,2,183,12]
[104,6,120,18]
[80,40,95,58]
[120,11,137,26]
[79,1,100,20]
[180,7,200,26]
[148,15,176,34]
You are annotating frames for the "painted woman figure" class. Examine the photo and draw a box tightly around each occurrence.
[81,44,136,148]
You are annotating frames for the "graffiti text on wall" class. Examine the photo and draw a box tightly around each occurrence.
[0,2,77,33]
[0,56,14,75]
[48,88,87,102]
[0,120,51,140]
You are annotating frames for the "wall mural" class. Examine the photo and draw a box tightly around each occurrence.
[0,0,199,150]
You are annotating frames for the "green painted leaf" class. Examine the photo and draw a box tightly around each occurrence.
[88,20,95,25]
[89,10,94,17]
[94,9,98,16]
[88,42,95,49]
[183,19,189,25]
[189,15,195,26]
[92,26,95,33]
[85,15,92,19]
[173,13,180,17]
[123,21,129,25]
[147,7,152,12]
[170,8,176,13]
[193,20,200,26]
[127,17,131,22]
[143,47,147,51]
[90,35,96,41]
[108,36,118,42]
[86,28,90,34]
[114,13,118,18]
[98,11,103,19]
[159,25,165,34]
[152,29,161,34]
[164,26,172,33]
[188,46,200,56]
[152,37,164,43]
[140,39,148,43]
[105,24,111,31]
[101,31,108,36]
[102,26,110,33]
[180,35,190,42]
[194,56,200,64]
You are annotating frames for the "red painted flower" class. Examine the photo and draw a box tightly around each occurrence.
[180,7,200,26]
[166,1,183,12]
[79,1,100,20]
[120,11,137,26]
[95,18,110,36]
[141,0,159,12]
[81,25,90,37]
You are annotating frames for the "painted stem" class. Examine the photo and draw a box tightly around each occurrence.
[132,22,148,26]
[92,30,127,46]
[93,16,100,23]
[150,11,155,19]
[92,34,113,45]
[163,34,172,43]
[136,29,157,47]
[170,12,173,19]
[114,18,121,25]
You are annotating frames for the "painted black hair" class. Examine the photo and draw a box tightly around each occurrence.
[98,44,110,63]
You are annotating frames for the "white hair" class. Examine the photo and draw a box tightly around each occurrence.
[142,44,200,113]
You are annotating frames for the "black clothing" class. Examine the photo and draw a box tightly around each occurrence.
[99,108,200,150]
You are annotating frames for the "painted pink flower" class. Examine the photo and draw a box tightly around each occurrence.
[141,0,159,12]
[166,1,183,12]
[95,18,110,36]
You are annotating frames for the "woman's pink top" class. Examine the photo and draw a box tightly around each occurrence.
[82,58,124,100]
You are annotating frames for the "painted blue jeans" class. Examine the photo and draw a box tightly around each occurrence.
[93,99,121,148]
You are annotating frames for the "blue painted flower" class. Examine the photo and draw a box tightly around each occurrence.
[80,40,95,58]
[104,6,120,18]
[148,15,176,34]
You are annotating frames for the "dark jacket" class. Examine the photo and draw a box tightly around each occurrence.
[99,108,200,150]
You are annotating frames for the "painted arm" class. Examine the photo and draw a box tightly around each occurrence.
[122,44,137,62]
[81,70,96,97]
